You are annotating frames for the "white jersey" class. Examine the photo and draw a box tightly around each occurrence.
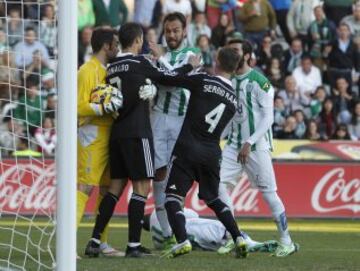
[150,208,227,251]
[152,44,200,116]
[149,208,262,251]
[227,69,274,151]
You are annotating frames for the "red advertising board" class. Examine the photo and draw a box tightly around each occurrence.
[0,159,359,218]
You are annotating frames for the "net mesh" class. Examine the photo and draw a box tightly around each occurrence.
[0,1,57,270]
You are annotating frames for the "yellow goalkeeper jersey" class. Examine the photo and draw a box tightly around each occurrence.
[78,56,113,127]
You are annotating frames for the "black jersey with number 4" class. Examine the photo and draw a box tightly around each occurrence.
[106,53,192,141]
[170,72,237,166]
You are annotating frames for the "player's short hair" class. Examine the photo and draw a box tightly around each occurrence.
[91,27,117,53]
[227,39,253,65]
[217,47,241,74]
[118,22,143,49]
[163,12,187,29]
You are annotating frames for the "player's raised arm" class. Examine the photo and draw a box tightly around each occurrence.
[246,84,275,146]
[139,55,202,90]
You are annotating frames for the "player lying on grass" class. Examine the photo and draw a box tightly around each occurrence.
[143,208,278,253]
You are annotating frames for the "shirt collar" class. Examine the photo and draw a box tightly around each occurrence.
[90,56,106,69]
[118,52,134,57]
[235,68,252,80]
[216,75,233,87]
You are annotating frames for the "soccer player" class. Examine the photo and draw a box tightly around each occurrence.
[144,208,278,253]
[77,27,123,258]
[218,39,299,257]
[158,47,248,259]
[148,12,201,247]
[85,22,200,258]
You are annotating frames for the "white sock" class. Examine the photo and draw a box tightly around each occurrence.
[262,191,292,245]
[153,180,172,237]
[128,242,141,248]
[218,183,234,215]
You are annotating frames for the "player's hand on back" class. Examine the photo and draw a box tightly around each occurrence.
[102,87,123,114]
[139,78,157,101]
[188,54,202,70]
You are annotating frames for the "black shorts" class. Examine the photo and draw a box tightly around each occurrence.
[110,138,155,180]
[165,156,220,202]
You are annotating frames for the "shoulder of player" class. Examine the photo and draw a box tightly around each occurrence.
[108,55,143,68]
[203,74,235,94]
[180,47,201,55]
[247,70,272,93]
[188,69,207,77]
[78,60,99,80]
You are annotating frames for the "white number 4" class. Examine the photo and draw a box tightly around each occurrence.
[205,103,225,133]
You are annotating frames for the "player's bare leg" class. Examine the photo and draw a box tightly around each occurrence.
[153,167,175,248]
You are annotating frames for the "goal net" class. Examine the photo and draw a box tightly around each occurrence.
[0,1,58,270]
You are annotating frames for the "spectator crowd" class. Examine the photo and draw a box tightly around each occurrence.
[1,0,360,157]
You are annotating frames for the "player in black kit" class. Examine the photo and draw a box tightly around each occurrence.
[85,23,200,258]
[155,48,249,259]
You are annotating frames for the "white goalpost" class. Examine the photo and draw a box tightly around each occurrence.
[0,0,77,270]
[56,0,77,270]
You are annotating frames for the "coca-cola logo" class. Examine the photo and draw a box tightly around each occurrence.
[311,168,360,213]
[189,176,259,213]
[0,161,56,213]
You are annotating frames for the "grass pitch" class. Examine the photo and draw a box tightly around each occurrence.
[0,217,359,271]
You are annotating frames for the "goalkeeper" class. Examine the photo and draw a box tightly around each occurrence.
[77,27,123,258]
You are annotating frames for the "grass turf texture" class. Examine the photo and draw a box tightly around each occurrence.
[0,218,359,271]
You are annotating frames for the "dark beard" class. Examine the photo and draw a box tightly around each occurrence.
[238,56,245,69]
[166,39,183,50]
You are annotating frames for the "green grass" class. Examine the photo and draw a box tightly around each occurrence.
[1,217,360,271]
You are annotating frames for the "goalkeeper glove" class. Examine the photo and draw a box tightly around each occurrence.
[139,78,157,100]
[102,88,123,114]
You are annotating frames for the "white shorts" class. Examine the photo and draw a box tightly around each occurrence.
[220,144,277,192]
[151,111,185,170]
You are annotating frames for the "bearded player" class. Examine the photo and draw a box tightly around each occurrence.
[148,12,201,248]
[77,27,123,257]
[218,38,299,257]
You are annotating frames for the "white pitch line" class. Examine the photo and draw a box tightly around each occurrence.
[0,221,359,233]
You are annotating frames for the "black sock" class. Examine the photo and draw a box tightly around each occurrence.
[207,198,240,242]
[92,192,119,240]
[165,195,187,243]
[128,193,147,244]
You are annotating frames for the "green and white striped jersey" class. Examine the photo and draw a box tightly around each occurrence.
[227,69,274,151]
[152,44,200,116]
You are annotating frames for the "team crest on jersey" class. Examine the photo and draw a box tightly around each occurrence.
[262,82,271,91]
